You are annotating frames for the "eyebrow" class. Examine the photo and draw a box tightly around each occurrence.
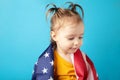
[66,33,84,37]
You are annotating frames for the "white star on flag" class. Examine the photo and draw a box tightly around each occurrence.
[35,62,38,65]
[48,76,53,80]
[44,52,49,58]
[42,68,48,74]
[32,70,34,74]
[50,60,54,66]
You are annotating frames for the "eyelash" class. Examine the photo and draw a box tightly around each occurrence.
[79,37,83,39]
[68,37,83,40]
[68,37,74,40]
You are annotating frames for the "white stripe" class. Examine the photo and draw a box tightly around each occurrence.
[82,52,94,80]
[70,52,95,80]
[70,53,78,80]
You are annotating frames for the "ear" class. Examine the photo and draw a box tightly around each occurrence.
[51,31,57,41]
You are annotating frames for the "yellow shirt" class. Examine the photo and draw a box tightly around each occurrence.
[54,50,77,80]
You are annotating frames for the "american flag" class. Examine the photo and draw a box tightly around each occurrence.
[32,44,54,80]
[32,44,98,80]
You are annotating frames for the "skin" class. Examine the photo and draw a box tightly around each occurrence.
[51,21,84,63]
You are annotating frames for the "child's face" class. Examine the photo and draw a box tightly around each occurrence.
[51,22,84,54]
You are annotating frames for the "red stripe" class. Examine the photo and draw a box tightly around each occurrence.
[86,55,98,80]
[74,49,88,80]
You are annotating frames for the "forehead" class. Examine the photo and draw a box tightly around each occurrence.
[58,22,84,35]
[52,14,82,31]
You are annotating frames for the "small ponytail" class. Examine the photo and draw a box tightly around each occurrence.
[46,4,59,20]
[65,2,84,19]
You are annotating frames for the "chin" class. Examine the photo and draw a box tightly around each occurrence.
[68,50,77,54]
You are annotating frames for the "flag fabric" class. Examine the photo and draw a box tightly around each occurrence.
[32,44,98,80]
[32,44,54,80]
[71,49,98,80]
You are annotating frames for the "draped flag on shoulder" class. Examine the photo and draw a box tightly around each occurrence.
[32,44,98,80]
[32,44,54,80]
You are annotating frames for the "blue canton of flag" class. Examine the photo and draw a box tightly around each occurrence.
[32,44,54,80]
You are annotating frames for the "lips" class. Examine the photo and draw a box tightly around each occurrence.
[70,47,78,51]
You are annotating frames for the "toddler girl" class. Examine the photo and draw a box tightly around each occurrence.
[32,2,98,80]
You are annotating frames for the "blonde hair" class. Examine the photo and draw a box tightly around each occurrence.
[46,2,84,48]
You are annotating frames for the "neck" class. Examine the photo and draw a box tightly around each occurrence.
[56,48,73,63]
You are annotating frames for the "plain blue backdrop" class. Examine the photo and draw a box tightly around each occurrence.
[0,0,120,80]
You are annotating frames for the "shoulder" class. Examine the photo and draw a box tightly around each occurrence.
[81,51,93,63]
[81,51,92,71]
[80,51,89,68]
[81,51,93,66]
[81,51,87,60]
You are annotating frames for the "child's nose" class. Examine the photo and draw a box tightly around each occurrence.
[74,39,79,46]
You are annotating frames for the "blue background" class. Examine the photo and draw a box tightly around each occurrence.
[0,0,120,80]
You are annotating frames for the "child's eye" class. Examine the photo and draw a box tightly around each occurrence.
[68,37,74,40]
[79,37,83,39]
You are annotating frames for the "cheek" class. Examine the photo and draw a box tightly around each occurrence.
[63,41,73,48]
[79,40,83,46]
[59,40,71,48]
